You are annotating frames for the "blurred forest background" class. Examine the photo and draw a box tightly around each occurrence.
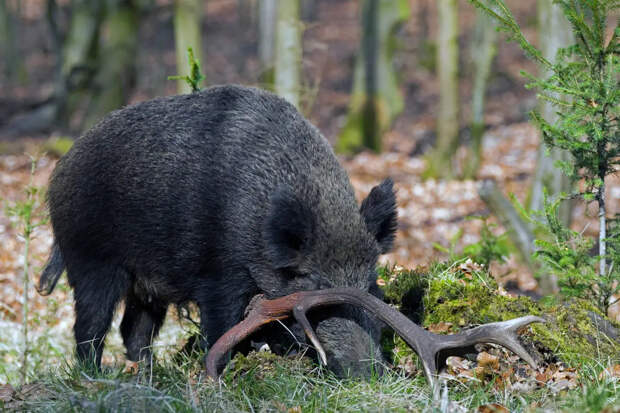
[2,0,618,291]
[0,0,619,383]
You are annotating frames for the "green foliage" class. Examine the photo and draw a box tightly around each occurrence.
[41,136,74,157]
[3,156,49,384]
[501,189,619,313]
[533,195,605,308]
[168,47,205,93]
[462,217,511,267]
[469,0,619,307]
[431,216,511,268]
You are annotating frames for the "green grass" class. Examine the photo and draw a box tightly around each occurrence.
[4,350,619,412]
[2,264,618,412]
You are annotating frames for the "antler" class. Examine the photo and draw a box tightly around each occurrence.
[205,287,544,387]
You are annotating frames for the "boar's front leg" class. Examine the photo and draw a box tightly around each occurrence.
[196,274,257,350]
[120,290,168,363]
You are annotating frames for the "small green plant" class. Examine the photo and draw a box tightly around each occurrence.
[469,0,619,311]
[534,195,619,312]
[168,47,205,93]
[462,217,511,267]
[432,228,464,259]
[4,156,49,384]
[431,217,511,268]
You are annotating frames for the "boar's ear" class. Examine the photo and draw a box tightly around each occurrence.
[360,178,397,254]
[264,187,315,269]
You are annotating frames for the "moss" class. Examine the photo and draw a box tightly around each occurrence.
[222,351,315,384]
[380,266,620,368]
[379,266,428,324]
[42,137,73,157]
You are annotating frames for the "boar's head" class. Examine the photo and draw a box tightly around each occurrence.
[254,178,397,377]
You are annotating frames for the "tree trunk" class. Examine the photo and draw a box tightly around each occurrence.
[55,0,104,129]
[361,0,379,151]
[478,181,538,273]
[462,9,496,180]
[336,0,410,154]
[81,0,139,129]
[173,0,204,94]
[0,0,21,83]
[599,182,606,276]
[46,0,62,86]
[237,0,257,27]
[300,0,316,22]
[529,0,574,225]
[1,0,103,137]
[258,0,277,85]
[274,0,301,109]
[427,0,459,178]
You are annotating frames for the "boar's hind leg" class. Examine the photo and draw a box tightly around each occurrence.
[71,264,130,369]
[120,290,167,363]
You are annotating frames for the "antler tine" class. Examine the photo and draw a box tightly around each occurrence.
[205,287,544,389]
[292,305,328,366]
[431,316,546,370]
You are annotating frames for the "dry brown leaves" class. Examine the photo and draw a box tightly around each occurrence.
[599,364,620,380]
[344,123,542,291]
[443,343,582,394]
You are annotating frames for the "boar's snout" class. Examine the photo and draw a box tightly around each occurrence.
[313,306,384,378]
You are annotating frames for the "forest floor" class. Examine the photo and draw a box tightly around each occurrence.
[1,0,619,411]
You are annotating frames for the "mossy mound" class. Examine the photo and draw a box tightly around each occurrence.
[380,264,620,367]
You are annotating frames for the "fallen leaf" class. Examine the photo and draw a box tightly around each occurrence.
[510,380,537,392]
[477,352,500,370]
[446,356,467,371]
[123,360,140,375]
[599,364,620,380]
[474,366,486,377]
[536,371,551,383]
[548,368,578,392]
[428,322,453,334]
[478,403,509,413]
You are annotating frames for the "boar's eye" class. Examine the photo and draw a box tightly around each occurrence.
[281,268,306,279]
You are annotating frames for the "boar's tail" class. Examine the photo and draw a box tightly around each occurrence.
[37,242,65,296]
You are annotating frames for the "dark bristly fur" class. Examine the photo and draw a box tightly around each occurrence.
[41,85,398,377]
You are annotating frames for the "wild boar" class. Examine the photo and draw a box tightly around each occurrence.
[39,85,397,376]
